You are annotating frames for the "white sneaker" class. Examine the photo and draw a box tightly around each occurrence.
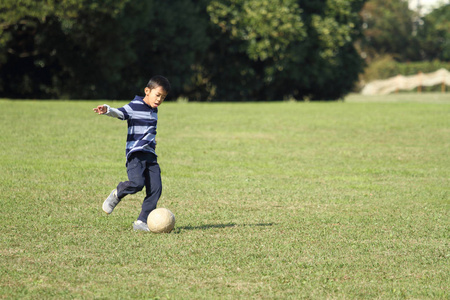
[133,220,150,232]
[102,189,120,214]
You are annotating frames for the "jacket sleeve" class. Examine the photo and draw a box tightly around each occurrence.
[103,104,126,120]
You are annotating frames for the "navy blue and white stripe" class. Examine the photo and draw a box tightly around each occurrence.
[104,95,158,158]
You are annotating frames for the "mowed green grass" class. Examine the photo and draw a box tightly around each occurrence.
[1,94,449,299]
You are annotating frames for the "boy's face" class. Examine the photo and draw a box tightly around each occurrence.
[144,86,168,108]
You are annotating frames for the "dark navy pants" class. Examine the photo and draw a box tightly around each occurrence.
[116,151,162,223]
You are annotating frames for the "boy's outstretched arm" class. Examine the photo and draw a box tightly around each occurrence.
[93,104,125,119]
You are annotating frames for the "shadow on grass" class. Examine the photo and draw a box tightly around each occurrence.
[173,222,274,233]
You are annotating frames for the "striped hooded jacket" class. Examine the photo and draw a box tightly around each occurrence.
[103,95,158,159]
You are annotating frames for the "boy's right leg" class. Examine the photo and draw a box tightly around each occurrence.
[103,153,146,214]
[116,153,146,199]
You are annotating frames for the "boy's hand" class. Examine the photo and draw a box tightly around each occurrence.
[93,105,107,114]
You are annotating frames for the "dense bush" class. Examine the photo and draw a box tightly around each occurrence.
[362,55,450,82]
[0,0,208,100]
[204,0,366,100]
[1,0,366,101]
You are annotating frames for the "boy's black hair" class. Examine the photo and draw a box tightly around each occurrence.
[147,75,171,93]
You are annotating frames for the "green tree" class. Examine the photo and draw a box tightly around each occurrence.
[0,0,367,101]
[201,0,307,101]
[0,0,132,98]
[0,0,209,99]
[418,4,450,61]
[204,0,366,100]
[119,0,209,99]
[359,0,422,62]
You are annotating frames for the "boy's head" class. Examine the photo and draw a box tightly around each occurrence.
[144,75,170,109]
[147,75,171,94]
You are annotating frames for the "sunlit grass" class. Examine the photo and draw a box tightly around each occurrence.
[1,94,449,299]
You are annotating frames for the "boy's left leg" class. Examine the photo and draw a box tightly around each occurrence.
[137,162,162,223]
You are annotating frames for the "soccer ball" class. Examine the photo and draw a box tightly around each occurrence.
[147,208,175,233]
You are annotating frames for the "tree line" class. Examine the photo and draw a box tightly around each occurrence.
[0,0,447,101]
[358,0,449,63]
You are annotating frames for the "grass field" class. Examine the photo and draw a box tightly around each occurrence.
[1,94,449,299]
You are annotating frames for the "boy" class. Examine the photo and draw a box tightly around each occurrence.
[93,75,170,232]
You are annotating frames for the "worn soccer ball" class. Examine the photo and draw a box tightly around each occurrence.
[147,208,175,233]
